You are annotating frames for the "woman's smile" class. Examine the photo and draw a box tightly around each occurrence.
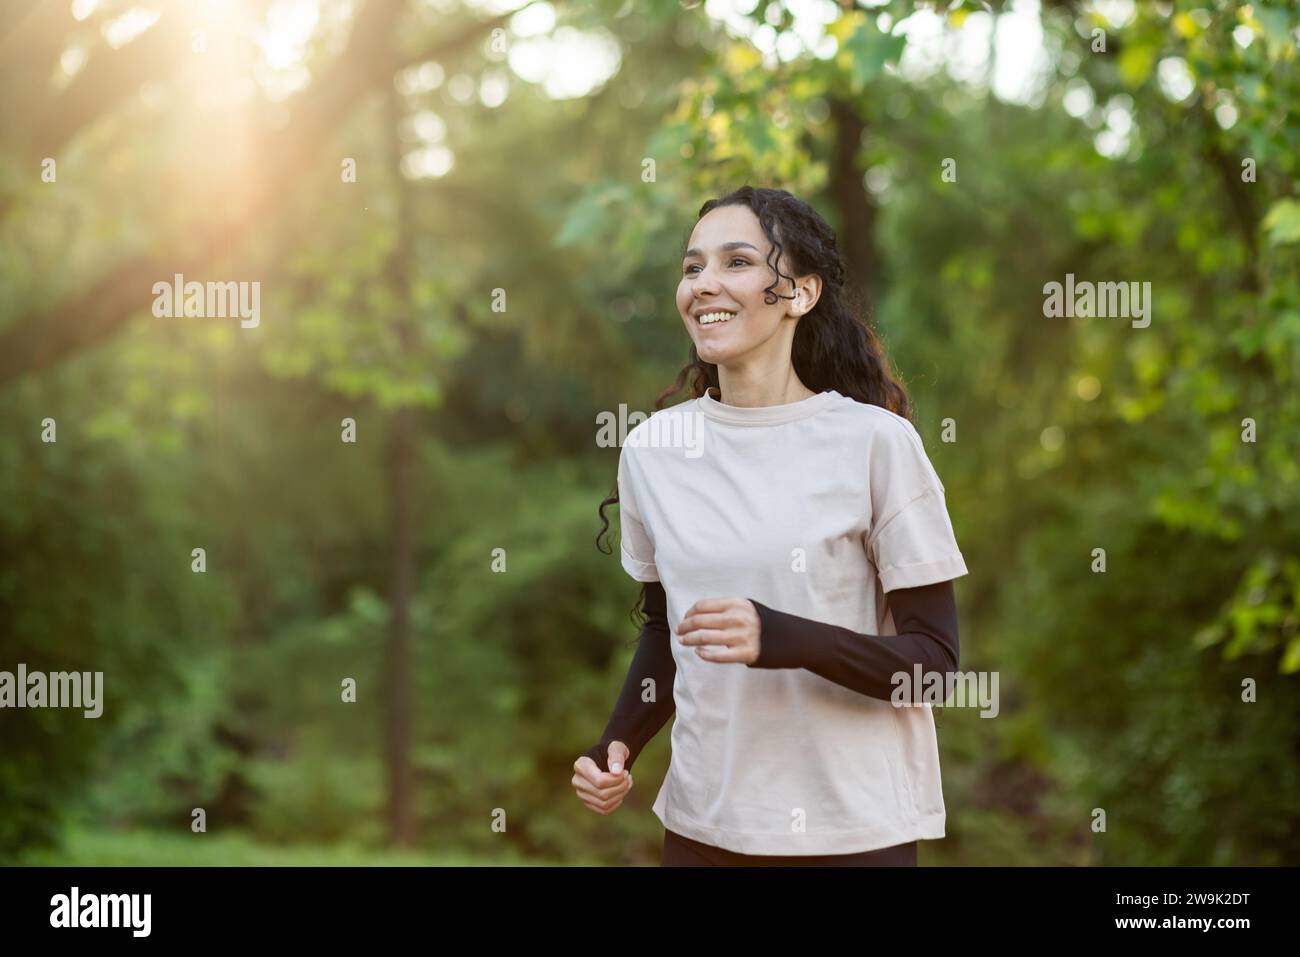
[695,309,739,326]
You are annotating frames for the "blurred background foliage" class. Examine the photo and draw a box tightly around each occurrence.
[0,0,1297,865]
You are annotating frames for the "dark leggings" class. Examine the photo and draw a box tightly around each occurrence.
[662,828,917,867]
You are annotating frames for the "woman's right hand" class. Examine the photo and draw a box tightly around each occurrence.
[572,741,633,815]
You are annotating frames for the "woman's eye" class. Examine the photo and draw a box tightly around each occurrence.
[683,258,748,275]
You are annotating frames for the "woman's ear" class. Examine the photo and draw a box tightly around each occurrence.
[793,275,822,316]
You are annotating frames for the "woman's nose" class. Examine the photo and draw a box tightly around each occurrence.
[691,264,722,290]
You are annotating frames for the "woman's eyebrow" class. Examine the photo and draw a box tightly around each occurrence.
[682,241,760,259]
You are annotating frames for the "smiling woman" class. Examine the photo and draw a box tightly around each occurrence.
[580,186,970,866]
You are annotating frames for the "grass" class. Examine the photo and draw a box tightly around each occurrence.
[16,827,591,866]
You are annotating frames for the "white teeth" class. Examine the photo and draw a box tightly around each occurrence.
[697,311,736,324]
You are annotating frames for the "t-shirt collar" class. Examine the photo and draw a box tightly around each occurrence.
[697,385,841,427]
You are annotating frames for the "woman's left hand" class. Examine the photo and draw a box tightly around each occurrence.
[678,598,761,664]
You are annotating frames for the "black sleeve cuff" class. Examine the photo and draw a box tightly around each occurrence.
[747,598,835,672]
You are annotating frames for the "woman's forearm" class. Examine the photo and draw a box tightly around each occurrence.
[746,579,960,702]
[582,580,676,773]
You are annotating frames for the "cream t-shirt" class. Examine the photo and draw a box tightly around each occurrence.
[617,385,969,855]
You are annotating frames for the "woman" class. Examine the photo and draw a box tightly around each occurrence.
[573,186,969,867]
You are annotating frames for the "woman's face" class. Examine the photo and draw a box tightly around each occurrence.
[676,204,814,368]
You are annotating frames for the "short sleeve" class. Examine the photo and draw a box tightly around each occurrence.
[618,446,659,582]
[865,417,968,592]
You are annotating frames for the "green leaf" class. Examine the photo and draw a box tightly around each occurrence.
[843,19,907,94]
[1254,7,1293,54]
[555,188,617,248]
[1281,635,1300,674]
[1118,43,1157,87]
[1262,198,1300,245]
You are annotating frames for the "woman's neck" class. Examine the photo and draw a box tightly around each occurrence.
[711,370,817,408]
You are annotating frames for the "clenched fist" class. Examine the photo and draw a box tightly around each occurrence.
[572,741,633,816]
[677,597,762,664]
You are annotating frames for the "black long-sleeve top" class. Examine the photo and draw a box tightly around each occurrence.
[582,579,960,774]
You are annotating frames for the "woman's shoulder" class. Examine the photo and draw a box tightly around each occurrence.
[827,394,926,449]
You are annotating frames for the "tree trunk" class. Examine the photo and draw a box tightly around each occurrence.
[828,96,877,315]
[382,48,418,849]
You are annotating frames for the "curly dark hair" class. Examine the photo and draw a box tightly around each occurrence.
[595,185,915,628]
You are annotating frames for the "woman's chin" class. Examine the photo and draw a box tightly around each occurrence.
[694,340,741,364]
